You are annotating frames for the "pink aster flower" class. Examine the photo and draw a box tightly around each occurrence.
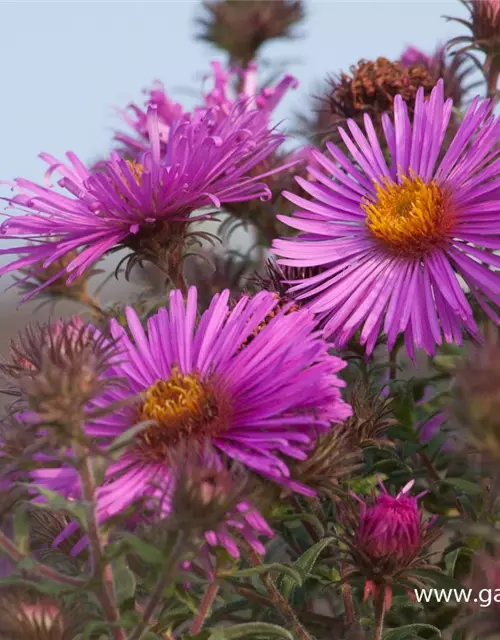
[274,80,500,358]
[116,60,297,156]
[0,103,285,299]
[29,287,350,556]
[344,479,439,610]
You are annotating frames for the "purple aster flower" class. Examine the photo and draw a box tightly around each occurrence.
[344,479,440,610]
[274,80,500,358]
[29,287,350,555]
[116,60,297,156]
[0,103,285,299]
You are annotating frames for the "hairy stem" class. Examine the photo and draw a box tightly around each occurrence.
[0,529,86,588]
[486,55,500,102]
[128,531,186,640]
[166,246,188,297]
[374,587,386,640]
[341,564,355,625]
[419,449,440,483]
[190,582,220,634]
[77,448,125,640]
[389,349,398,381]
[247,547,314,640]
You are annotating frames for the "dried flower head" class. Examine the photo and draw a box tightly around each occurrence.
[0,587,88,640]
[342,479,441,609]
[301,57,436,147]
[338,383,396,449]
[400,45,475,109]
[196,0,305,65]
[451,331,500,459]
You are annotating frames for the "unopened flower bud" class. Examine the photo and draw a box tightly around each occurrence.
[342,480,441,608]
[168,442,252,532]
[0,587,89,639]
[2,319,119,436]
[196,0,305,66]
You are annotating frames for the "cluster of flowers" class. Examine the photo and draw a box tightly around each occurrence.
[2,1,500,634]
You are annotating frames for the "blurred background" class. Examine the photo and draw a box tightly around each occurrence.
[0,0,471,355]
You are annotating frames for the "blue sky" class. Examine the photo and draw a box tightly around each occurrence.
[0,1,471,183]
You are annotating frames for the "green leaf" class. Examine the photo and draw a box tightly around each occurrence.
[281,537,336,600]
[21,485,88,529]
[13,506,30,555]
[384,623,441,639]
[112,556,136,606]
[226,563,303,585]
[410,569,464,591]
[444,547,473,577]
[274,513,325,538]
[442,478,483,495]
[209,622,294,639]
[107,420,155,457]
[120,533,165,565]
[347,473,387,495]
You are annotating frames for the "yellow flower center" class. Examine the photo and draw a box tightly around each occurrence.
[125,160,145,185]
[135,367,231,462]
[362,175,454,256]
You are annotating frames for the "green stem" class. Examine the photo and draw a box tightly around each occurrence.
[190,581,220,635]
[77,448,125,640]
[127,531,186,640]
[374,587,386,640]
[0,529,86,588]
[247,547,314,640]
[389,349,397,381]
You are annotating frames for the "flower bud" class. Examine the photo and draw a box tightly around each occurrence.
[2,319,120,437]
[0,587,89,640]
[342,480,441,608]
[168,442,253,532]
[196,0,305,66]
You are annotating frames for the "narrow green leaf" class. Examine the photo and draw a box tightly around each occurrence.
[107,420,155,456]
[275,513,325,538]
[211,622,294,639]
[410,569,464,591]
[281,536,336,600]
[227,563,303,585]
[13,506,30,555]
[384,623,441,639]
[443,478,483,495]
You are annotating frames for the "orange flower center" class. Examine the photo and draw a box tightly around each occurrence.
[136,367,231,461]
[362,175,454,257]
[125,160,146,185]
